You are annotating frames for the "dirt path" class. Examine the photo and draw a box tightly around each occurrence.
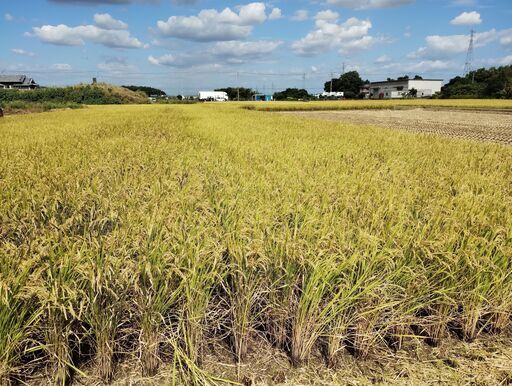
[279,108,512,145]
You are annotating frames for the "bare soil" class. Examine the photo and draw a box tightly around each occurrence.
[279,108,512,145]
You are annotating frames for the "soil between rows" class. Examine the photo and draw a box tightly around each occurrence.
[278,108,512,145]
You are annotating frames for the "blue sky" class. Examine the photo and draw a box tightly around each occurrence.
[1,0,511,94]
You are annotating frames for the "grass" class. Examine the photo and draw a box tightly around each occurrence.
[0,102,511,384]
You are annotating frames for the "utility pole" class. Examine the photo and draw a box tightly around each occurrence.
[342,62,346,75]
[302,73,306,90]
[463,29,475,83]
[330,72,333,93]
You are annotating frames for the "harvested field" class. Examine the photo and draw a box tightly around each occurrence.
[279,108,512,145]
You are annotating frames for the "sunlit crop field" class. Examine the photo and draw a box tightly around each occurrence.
[1,104,511,385]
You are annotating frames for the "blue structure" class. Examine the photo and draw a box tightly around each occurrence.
[253,94,273,101]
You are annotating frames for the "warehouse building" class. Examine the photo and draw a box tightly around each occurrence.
[366,79,442,99]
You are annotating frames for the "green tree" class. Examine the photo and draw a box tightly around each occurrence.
[122,85,166,97]
[273,88,310,100]
[324,71,365,98]
[215,87,256,101]
[441,65,512,99]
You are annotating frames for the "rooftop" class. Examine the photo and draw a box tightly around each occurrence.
[370,79,443,85]
[0,75,38,86]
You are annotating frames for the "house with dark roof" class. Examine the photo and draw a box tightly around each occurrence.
[0,75,39,89]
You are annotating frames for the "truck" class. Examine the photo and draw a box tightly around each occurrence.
[198,91,229,102]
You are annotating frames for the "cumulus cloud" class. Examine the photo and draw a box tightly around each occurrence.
[450,11,482,26]
[405,60,456,72]
[374,59,459,77]
[268,8,282,20]
[325,0,414,10]
[148,39,281,67]
[291,17,376,56]
[148,53,196,67]
[314,10,339,22]
[210,40,282,62]
[94,13,128,30]
[156,3,273,42]
[291,10,309,21]
[11,48,35,57]
[409,29,507,59]
[28,23,145,48]
[4,13,14,21]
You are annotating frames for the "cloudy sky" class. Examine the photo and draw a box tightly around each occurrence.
[1,0,511,94]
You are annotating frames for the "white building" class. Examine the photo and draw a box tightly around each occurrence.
[368,79,443,99]
[320,91,344,99]
[198,91,229,102]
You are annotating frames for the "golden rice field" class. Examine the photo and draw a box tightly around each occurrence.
[1,103,512,385]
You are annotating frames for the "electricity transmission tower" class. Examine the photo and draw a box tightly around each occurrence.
[463,29,475,82]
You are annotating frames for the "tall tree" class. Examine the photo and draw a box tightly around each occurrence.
[273,88,310,100]
[215,87,256,101]
[324,71,365,98]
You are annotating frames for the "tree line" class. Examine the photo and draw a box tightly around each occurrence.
[440,65,512,99]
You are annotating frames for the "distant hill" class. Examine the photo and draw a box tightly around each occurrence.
[0,83,148,105]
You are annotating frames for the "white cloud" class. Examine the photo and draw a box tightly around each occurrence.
[291,10,309,21]
[210,40,282,62]
[28,24,145,48]
[156,3,272,42]
[450,11,482,26]
[11,48,35,57]
[479,55,512,67]
[405,60,456,72]
[409,29,505,59]
[148,53,226,70]
[148,39,282,67]
[325,0,414,10]
[94,13,128,30]
[500,33,512,47]
[376,54,391,63]
[292,17,375,56]
[4,13,14,21]
[315,10,339,22]
[52,63,72,70]
[268,8,282,20]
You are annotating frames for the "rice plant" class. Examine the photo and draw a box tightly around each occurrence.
[0,102,510,384]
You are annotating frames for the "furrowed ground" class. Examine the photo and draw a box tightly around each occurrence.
[278,108,512,145]
[0,103,511,385]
